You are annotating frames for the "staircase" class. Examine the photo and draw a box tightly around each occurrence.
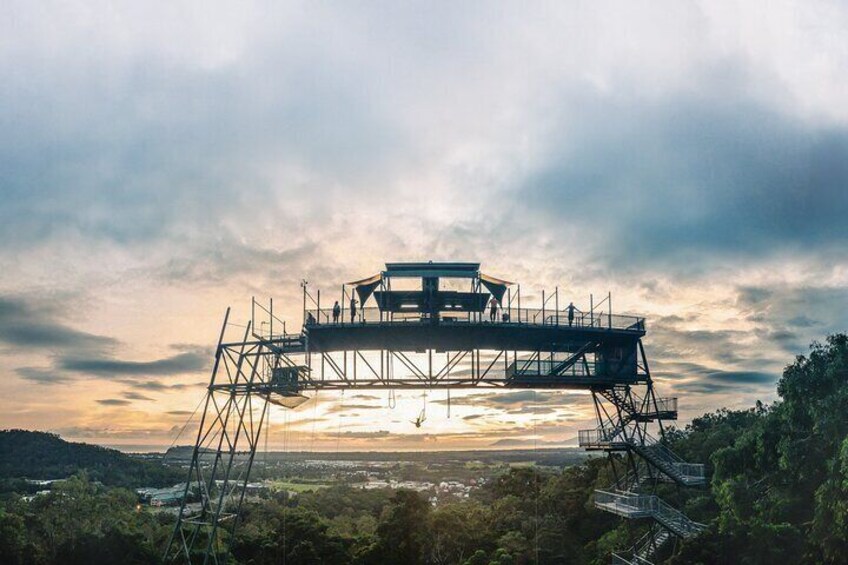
[611,527,673,565]
[612,554,652,565]
[585,381,705,564]
[636,528,672,560]
[630,441,705,487]
[599,388,678,422]
[594,490,705,540]
[651,496,705,538]
[578,428,705,487]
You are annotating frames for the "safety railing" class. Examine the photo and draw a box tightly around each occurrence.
[654,497,706,537]
[594,490,656,518]
[507,358,595,378]
[633,527,671,562]
[578,427,629,449]
[631,433,706,485]
[595,491,706,537]
[612,553,653,565]
[672,462,705,480]
[652,397,677,415]
[624,391,678,420]
[578,429,705,483]
[304,306,645,332]
[612,554,653,565]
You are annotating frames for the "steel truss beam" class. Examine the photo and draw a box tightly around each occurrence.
[165,318,649,564]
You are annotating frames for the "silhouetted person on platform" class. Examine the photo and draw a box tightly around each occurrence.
[350,297,357,324]
[567,302,576,327]
[489,297,499,322]
[332,301,340,324]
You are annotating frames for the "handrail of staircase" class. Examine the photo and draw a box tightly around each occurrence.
[654,497,706,536]
[632,528,655,555]
[638,433,706,481]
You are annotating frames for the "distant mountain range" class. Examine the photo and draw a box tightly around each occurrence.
[488,437,577,448]
[0,430,182,488]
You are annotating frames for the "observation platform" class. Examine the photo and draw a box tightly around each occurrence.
[302,261,644,354]
[249,262,650,391]
[304,308,645,353]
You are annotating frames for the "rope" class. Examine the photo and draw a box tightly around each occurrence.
[281,406,289,564]
[534,390,539,564]
[165,393,206,453]
[335,390,345,457]
[309,391,320,453]
[262,399,269,479]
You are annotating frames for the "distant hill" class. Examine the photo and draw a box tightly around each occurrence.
[488,438,576,448]
[0,429,183,489]
[163,444,216,462]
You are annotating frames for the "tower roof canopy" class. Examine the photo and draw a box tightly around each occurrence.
[383,262,480,279]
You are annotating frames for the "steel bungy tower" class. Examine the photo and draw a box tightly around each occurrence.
[163,262,705,564]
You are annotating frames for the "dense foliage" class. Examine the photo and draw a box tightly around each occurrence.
[0,334,846,563]
[0,475,171,564]
[669,333,848,564]
[0,430,182,490]
[231,461,616,565]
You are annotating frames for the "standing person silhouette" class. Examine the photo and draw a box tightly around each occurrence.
[567,302,576,327]
[332,301,340,324]
[349,296,357,324]
[489,297,499,322]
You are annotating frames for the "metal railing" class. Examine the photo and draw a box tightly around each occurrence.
[579,426,628,448]
[304,306,645,332]
[654,497,706,537]
[635,434,706,483]
[652,397,677,414]
[595,491,706,537]
[671,462,706,481]
[633,527,671,562]
[612,554,653,565]
[611,553,652,565]
[508,358,595,378]
[594,490,656,518]
[578,429,706,483]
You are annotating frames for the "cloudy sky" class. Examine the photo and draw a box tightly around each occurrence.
[1,1,847,451]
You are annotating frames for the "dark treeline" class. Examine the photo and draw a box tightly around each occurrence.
[1,334,847,564]
[0,430,182,491]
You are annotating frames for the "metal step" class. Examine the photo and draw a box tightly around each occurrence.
[636,527,672,560]
[611,527,672,565]
[612,553,653,565]
[631,442,705,487]
[578,429,705,486]
[594,490,706,539]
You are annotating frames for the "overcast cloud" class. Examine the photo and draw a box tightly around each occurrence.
[1,1,847,449]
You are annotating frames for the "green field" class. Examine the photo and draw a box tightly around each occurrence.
[269,480,331,493]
